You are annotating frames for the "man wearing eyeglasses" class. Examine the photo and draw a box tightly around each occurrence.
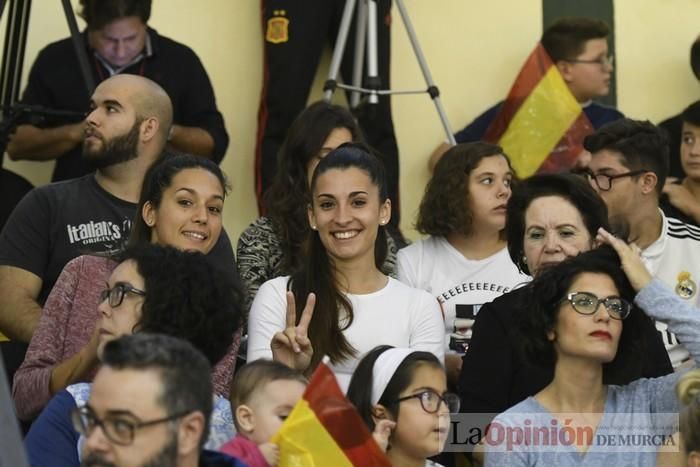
[429,17,623,171]
[584,118,700,368]
[70,334,242,466]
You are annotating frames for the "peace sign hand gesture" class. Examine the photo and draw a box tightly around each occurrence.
[271,291,316,371]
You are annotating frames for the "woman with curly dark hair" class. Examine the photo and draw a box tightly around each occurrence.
[25,244,242,464]
[485,237,700,465]
[458,173,672,465]
[14,153,243,421]
[247,144,443,392]
[237,101,400,320]
[397,142,529,385]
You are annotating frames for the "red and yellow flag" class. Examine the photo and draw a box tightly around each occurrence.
[272,362,391,467]
[484,43,594,177]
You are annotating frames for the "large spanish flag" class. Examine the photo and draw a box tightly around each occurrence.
[484,43,594,177]
[272,362,391,467]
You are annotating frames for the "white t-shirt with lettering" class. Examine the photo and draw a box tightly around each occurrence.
[397,236,530,354]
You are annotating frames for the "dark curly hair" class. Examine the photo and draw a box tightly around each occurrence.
[290,143,389,370]
[416,142,514,237]
[129,150,230,248]
[583,119,669,196]
[117,243,241,365]
[263,101,362,274]
[506,173,609,276]
[518,245,651,383]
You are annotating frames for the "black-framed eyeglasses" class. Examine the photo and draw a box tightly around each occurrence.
[99,282,146,308]
[394,389,460,414]
[564,54,614,68]
[581,169,648,191]
[560,291,632,320]
[71,404,190,446]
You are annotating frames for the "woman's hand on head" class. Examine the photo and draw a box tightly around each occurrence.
[271,291,316,371]
[596,228,652,292]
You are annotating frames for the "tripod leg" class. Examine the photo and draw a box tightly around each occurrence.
[394,0,456,145]
[324,0,357,102]
[364,0,381,104]
[350,0,367,109]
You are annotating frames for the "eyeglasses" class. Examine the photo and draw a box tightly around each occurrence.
[565,54,614,68]
[71,405,190,446]
[561,291,632,320]
[99,282,146,308]
[394,389,460,414]
[581,169,648,191]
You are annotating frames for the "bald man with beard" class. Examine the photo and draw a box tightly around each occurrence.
[0,75,234,381]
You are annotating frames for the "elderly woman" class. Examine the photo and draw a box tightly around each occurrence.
[459,174,671,418]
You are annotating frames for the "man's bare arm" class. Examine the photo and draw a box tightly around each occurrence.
[0,266,43,342]
[428,142,452,172]
[168,124,215,158]
[6,123,84,161]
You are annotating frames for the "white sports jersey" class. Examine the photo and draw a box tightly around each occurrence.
[397,236,530,354]
[642,211,700,368]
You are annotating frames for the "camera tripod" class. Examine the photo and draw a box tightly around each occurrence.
[323,0,456,145]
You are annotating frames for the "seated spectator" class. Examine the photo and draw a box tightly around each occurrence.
[346,345,459,466]
[247,144,444,391]
[662,100,700,226]
[221,360,307,466]
[584,118,700,367]
[398,142,529,386]
[658,34,700,179]
[24,244,241,467]
[238,101,399,322]
[13,153,243,420]
[484,237,698,465]
[77,333,244,466]
[7,0,228,182]
[458,175,671,447]
[430,17,623,171]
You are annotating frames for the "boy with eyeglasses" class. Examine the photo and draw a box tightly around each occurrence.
[430,16,623,171]
[584,118,700,368]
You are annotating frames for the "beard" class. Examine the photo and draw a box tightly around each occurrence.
[82,119,142,170]
[80,432,179,467]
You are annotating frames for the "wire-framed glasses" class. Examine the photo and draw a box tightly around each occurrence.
[561,291,632,320]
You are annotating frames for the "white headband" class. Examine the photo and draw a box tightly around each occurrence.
[370,348,414,406]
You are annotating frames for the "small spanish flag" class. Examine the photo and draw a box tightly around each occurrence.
[484,43,594,177]
[272,361,391,467]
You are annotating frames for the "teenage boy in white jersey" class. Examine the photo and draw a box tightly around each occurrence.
[584,118,700,368]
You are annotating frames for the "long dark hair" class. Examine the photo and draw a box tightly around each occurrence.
[289,144,388,369]
[265,101,362,274]
[128,151,229,248]
[347,345,442,432]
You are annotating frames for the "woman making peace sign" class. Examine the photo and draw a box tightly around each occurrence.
[247,144,444,391]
